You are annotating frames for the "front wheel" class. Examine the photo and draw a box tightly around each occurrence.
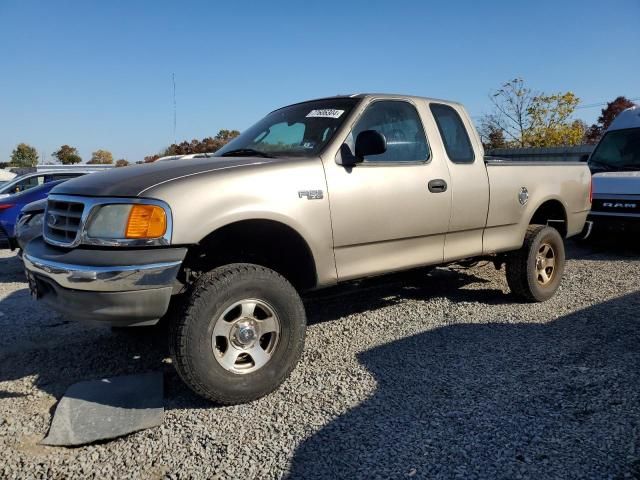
[169,263,306,404]
[506,225,566,302]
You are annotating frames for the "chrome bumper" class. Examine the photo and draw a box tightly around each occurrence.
[23,254,182,292]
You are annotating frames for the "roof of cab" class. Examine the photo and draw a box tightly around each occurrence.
[608,106,640,131]
[271,93,462,113]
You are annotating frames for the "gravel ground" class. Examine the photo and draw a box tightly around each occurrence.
[0,241,639,479]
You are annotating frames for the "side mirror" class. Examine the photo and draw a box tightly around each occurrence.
[355,130,387,159]
[579,154,589,162]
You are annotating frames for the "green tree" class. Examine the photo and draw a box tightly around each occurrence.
[215,129,241,142]
[52,145,82,165]
[88,149,114,164]
[481,78,584,148]
[10,143,39,167]
[524,92,584,147]
[479,124,507,150]
[159,129,241,158]
[115,158,130,167]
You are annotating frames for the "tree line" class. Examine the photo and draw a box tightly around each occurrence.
[7,80,637,167]
[479,78,636,150]
[8,144,129,168]
[7,129,240,168]
[142,129,240,163]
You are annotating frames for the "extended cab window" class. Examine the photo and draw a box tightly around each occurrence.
[430,103,475,164]
[346,101,429,163]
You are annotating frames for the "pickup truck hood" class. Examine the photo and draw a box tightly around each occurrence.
[51,157,271,197]
[592,171,640,196]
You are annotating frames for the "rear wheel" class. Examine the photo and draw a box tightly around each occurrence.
[506,225,566,302]
[169,263,306,404]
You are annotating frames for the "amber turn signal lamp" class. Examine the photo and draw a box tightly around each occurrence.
[125,205,167,239]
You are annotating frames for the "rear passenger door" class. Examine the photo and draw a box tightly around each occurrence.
[429,103,489,261]
[324,99,452,280]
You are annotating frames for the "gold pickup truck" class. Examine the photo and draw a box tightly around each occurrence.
[23,94,591,404]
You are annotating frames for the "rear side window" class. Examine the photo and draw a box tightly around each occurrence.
[430,103,475,164]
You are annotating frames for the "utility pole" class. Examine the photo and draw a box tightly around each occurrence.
[172,73,177,144]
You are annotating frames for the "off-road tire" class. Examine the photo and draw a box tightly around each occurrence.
[169,263,306,404]
[506,225,566,302]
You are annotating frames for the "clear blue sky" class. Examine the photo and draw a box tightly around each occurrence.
[1,0,638,163]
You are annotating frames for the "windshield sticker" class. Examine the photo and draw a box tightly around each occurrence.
[306,109,345,119]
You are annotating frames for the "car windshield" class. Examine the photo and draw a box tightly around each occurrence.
[214,98,361,158]
[589,127,640,171]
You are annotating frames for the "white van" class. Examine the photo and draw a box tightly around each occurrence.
[587,106,640,235]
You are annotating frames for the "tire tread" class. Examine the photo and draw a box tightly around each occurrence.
[169,263,305,405]
[506,225,564,303]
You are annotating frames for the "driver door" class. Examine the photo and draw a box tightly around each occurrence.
[323,99,452,280]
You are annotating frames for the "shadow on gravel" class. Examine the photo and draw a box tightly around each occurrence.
[0,253,26,284]
[0,263,511,410]
[0,295,171,401]
[568,237,640,261]
[288,292,640,479]
[305,267,506,326]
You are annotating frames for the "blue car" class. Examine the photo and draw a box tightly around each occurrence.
[0,179,67,249]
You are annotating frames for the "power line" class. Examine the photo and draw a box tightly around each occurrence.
[576,97,640,110]
[471,96,639,120]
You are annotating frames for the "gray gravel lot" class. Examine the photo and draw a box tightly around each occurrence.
[0,242,639,479]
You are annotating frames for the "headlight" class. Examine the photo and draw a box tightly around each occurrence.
[29,213,44,228]
[86,204,168,241]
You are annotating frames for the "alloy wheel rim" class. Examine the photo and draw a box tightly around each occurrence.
[535,243,556,286]
[211,299,280,374]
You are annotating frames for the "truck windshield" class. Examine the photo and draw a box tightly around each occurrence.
[589,128,640,172]
[215,98,361,158]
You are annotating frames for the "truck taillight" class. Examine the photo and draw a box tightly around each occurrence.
[0,204,14,211]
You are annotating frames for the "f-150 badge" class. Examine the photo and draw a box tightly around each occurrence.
[298,190,324,200]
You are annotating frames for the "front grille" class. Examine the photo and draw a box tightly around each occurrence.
[44,199,85,246]
[592,199,640,215]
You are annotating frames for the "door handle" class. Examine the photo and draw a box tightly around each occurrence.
[428,179,447,193]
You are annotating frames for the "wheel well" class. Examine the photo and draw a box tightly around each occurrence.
[181,220,318,292]
[529,200,567,237]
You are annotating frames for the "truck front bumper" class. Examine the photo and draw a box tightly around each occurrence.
[23,238,187,326]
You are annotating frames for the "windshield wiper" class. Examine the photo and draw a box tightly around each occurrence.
[219,148,275,158]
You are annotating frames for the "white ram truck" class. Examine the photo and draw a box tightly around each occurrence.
[587,106,640,235]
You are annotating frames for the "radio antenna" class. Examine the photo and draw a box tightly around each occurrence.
[172,73,177,144]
